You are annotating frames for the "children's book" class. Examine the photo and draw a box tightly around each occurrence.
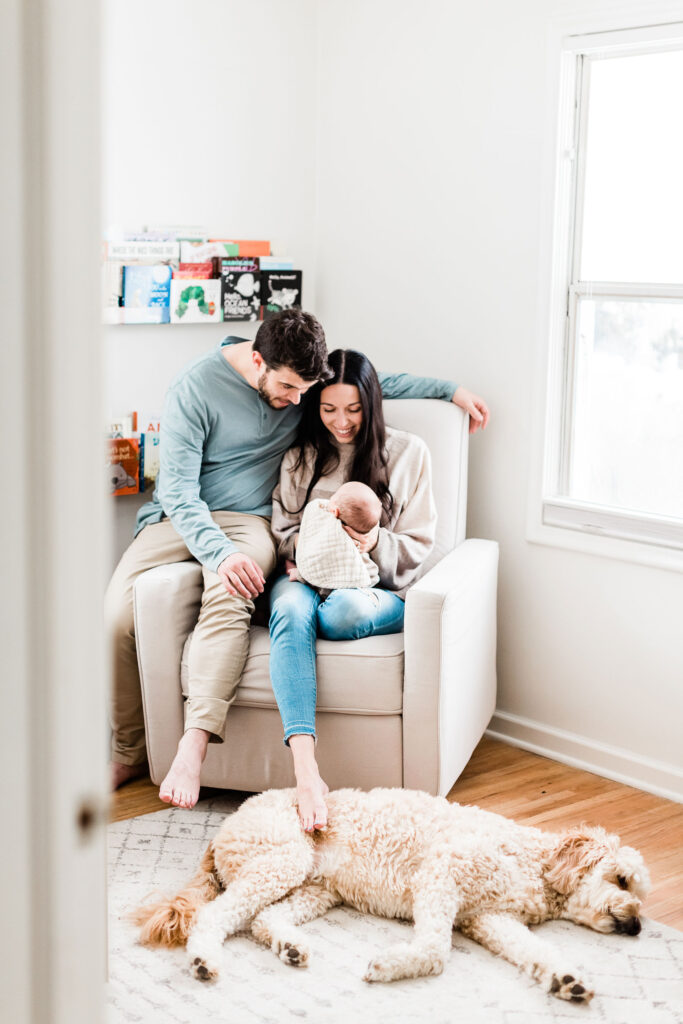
[122,265,172,323]
[231,240,271,257]
[104,240,179,262]
[176,262,214,279]
[107,437,140,496]
[260,271,303,319]
[140,432,161,492]
[134,412,161,434]
[259,255,294,270]
[219,258,261,321]
[179,240,239,263]
[170,279,222,323]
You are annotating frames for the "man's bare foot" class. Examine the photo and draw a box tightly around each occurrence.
[111,761,146,791]
[296,770,330,833]
[159,729,210,809]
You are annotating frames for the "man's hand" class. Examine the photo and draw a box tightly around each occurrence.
[341,523,380,553]
[452,386,490,434]
[217,552,265,598]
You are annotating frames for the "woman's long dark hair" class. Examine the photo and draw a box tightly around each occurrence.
[289,349,394,522]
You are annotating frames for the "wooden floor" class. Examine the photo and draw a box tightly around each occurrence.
[110,736,683,931]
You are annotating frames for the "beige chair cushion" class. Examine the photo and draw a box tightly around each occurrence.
[180,626,405,715]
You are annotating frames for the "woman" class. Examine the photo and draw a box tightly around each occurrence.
[270,349,437,831]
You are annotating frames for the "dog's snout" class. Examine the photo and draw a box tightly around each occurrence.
[612,914,641,935]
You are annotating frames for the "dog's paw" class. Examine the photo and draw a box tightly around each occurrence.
[190,955,219,982]
[549,972,594,1003]
[275,939,309,968]
[364,958,392,983]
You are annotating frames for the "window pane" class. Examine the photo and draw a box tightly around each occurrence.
[580,50,683,284]
[570,298,683,518]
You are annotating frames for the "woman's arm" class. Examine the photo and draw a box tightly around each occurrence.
[369,437,437,593]
[271,449,307,562]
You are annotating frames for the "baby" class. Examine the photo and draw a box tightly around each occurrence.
[292,481,382,593]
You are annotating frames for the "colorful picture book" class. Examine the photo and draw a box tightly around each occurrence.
[122,265,172,323]
[106,411,162,496]
[219,258,261,321]
[107,437,140,496]
[170,279,222,323]
[260,270,303,319]
[103,227,296,323]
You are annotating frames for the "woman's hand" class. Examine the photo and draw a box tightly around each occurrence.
[452,386,490,434]
[341,523,380,553]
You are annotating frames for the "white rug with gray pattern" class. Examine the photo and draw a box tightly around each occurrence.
[108,795,683,1024]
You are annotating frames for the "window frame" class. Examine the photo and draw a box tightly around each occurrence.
[528,15,683,573]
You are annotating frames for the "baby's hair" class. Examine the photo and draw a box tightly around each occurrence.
[335,484,382,534]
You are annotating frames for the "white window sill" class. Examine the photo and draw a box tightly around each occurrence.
[527,501,683,573]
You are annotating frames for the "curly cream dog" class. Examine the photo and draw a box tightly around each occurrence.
[134,787,649,1002]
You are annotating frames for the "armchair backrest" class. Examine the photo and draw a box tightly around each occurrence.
[383,399,469,574]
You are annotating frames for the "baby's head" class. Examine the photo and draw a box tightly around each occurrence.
[328,481,381,534]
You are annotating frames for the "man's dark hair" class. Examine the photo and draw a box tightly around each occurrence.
[253,309,330,382]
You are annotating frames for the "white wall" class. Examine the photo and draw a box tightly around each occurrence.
[103,0,318,560]
[104,0,683,797]
[313,0,683,796]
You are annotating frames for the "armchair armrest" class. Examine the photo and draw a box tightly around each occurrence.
[133,561,203,783]
[403,538,499,795]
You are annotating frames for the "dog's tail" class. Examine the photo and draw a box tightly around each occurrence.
[132,842,222,947]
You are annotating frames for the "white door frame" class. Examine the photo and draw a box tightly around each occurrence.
[1,1,108,1021]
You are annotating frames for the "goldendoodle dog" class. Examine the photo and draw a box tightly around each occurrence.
[134,787,649,1002]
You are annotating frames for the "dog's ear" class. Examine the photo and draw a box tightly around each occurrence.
[544,827,609,895]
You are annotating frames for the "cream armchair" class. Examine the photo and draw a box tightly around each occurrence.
[134,400,498,796]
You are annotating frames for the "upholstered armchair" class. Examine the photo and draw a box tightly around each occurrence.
[134,399,498,796]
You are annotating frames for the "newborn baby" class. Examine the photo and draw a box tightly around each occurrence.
[293,481,382,593]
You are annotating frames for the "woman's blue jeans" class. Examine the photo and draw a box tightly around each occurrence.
[268,574,405,743]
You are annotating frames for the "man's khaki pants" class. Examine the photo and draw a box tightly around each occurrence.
[105,511,277,766]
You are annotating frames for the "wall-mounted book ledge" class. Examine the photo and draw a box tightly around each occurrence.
[103,228,303,325]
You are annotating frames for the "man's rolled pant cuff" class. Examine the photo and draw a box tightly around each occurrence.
[111,744,147,767]
[184,696,231,742]
[283,725,317,747]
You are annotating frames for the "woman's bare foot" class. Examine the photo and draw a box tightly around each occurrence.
[110,761,147,791]
[159,728,210,809]
[288,735,329,832]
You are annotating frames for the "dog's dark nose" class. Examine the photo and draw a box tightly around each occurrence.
[613,914,641,935]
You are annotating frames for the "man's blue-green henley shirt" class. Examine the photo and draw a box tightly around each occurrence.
[135,337,458,573]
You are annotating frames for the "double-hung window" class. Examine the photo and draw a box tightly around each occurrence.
[537,22,683,566]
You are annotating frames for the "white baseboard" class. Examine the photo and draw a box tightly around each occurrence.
[487,711,683,804]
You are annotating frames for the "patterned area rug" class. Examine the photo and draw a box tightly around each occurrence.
[108,796,683,1024]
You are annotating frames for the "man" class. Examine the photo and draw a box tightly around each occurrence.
[106,309,489,808]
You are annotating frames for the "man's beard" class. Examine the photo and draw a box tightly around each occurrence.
[256,372,282,408]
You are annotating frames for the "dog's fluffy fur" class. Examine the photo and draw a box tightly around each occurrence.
[134,787,649,1001]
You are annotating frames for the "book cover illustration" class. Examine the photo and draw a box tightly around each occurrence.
[219,258,260,321]
[260,270,303,319]
[107,437,140,496]
[122,264,172,323]
[170,279,222,323]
